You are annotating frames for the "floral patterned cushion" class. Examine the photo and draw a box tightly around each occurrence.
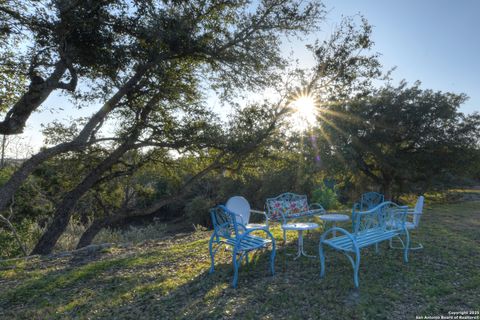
[269,200,285,221]
[285,199,309,218]
[268,197,310,221]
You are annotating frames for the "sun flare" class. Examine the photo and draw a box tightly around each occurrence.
[290,94,318,130]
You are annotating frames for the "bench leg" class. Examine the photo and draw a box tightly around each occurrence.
[353,248,361,288]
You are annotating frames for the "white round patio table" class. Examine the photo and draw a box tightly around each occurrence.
[319,213,350,237]
[282,222,319,260]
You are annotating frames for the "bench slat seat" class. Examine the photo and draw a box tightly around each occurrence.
[323,228,400,252]
[224,235,272,251]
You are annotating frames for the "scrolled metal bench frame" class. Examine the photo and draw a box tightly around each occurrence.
[319,201,410,288]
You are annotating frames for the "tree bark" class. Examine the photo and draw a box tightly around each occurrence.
[0,63,151,213]
[381,178,393,201]
[0,61,68,135]
[76,218,109,248]
[31,90,158,255]
[76,198,177,248]
[75,159,224,248]
[1,135,6,168]
[30,139,136,255]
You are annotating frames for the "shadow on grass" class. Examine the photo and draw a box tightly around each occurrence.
[1,201,479,319]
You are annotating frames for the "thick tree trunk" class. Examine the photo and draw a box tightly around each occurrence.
[0,62,68,135]
[76,198,176,248]
[76,218,112,248]
[75,160,223,248]
[31,90,157,255]
[31,140,135,255]
[1,135,6,168]
[0,63,151,214]
[381,179,393,201]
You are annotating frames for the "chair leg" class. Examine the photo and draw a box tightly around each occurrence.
[232,248,240,288]
[403,230,410,263]
[208,234,216,274]
[283,229,287,244]
[270,242,276,276]
[319,243,326,278]
[409,242,424,250]
[390,234,422,250]
[375,242,379,254]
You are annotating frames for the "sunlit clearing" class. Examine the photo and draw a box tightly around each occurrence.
[290,94,318,130]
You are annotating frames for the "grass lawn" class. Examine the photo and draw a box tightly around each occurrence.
[0,200,479,319]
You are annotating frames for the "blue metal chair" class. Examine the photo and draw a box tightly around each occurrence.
[208,205,276,288]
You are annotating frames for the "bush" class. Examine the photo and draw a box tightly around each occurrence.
[185,196,214,227]
[311,183,340,210]
[0,219,44,259]
[55,220,86,252]
[94,222,167,244]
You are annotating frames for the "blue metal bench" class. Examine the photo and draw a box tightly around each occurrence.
[208,205,276,288]
[265,192,326,241]
[354,191,384,211]
[319,201,410,288]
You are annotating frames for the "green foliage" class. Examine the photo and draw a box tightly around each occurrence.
[311,183,340,210]
[314,81,480,198]
[94,222,167,245]
[184,196,214,227]
[0,219,43,258]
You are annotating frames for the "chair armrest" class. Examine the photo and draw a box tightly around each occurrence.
[407,209,421,215]
[250,209,268,223]
[308,203,326,214]
[237,223,248,233]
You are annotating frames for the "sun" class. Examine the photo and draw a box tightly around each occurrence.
[290,94,318,130]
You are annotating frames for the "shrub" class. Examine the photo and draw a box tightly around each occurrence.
[0,219,44,258]
[311,183,340,210]
[94,222,167,245]
[185,196,214,227]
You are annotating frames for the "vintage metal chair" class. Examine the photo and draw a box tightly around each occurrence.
[208,205,276,288]
[390,196,424,250]
[225,196,267,230]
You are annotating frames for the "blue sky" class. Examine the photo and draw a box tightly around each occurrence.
[14,0,480,153]
[319,0,480,114]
